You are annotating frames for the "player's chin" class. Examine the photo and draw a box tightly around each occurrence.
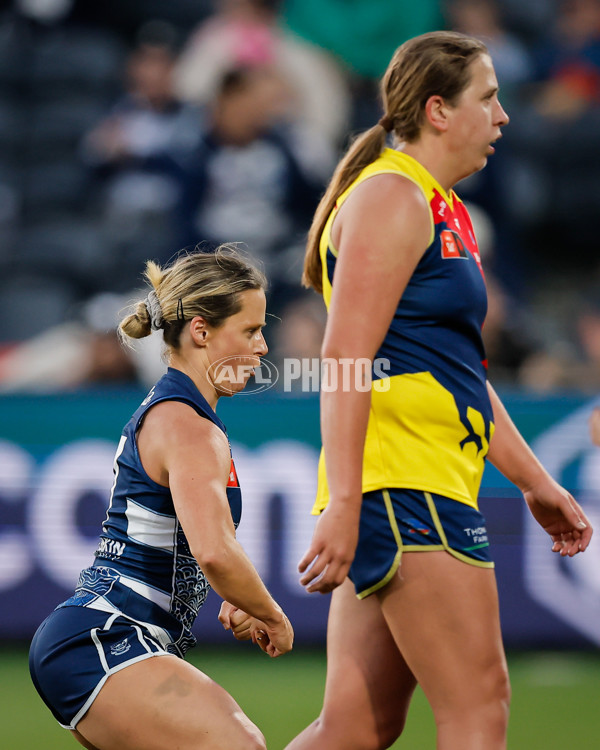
[215,380,246,397]
[222,385,247,398]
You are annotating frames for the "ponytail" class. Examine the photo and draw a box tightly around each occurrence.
[302,125,388,293]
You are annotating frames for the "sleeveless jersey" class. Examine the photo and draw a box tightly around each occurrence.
[314,149,494,512]
[61,367,241,656]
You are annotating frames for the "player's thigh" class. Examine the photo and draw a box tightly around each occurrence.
[320,578,417,746]
[76,653,265,750]
[377,551,510,716]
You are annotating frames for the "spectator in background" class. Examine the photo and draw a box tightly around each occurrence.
[174,0,350,147]
[531,0,600,119]
[282,0,442,131]
[170,64,333,316]
[445,0,533,102]
[517,288,600,393]
[499,0,600,289]
[0,292,140,391]
[81,25,202,287]
[482,273,542,385]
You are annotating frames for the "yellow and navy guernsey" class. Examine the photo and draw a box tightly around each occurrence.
[314,149,494,514]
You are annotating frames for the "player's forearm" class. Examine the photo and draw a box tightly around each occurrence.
[320,363,371,510]
[486,381,548,492]
[198,541,284,626]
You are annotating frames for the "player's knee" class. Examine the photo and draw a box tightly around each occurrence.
[314,713,402,750]
[433,661,511,738]
[202,715,266,750]
[467,662,511,736]
[375,713,407,750]
[487,660,511,719]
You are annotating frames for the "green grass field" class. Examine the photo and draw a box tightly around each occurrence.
[4,646,599,749]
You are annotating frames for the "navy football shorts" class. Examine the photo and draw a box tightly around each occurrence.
[29,605,168,729]
[349,488,494,598]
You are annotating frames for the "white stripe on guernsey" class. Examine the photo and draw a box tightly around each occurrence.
[125,498,177,552]
[118,574,172,611]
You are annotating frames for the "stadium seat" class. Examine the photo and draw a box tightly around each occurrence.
[16,218,109,292]
[0,272,79,342]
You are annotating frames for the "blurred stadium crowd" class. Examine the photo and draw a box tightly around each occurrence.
[2,0,600,392]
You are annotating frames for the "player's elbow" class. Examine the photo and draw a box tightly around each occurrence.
[192,541,236,575]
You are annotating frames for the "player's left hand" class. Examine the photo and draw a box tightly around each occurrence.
[523,474,593,556]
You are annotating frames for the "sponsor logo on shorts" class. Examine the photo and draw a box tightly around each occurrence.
[463,526,488,545]
[405,518,432,535]
[110,638,131,656]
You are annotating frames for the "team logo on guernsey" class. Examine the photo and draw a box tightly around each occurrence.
[227,459,239,487]
[430,189,449,222]
[141,386,156,406]
[110,638,131,656]
[440,229,469,259]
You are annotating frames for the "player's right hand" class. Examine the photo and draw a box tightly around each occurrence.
[298,505,359,594]
[261,611,294,658]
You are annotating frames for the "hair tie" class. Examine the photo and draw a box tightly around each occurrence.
[145,289,164,330]
[378,115,394,133]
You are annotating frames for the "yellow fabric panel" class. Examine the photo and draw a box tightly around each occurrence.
[313,372,494,514]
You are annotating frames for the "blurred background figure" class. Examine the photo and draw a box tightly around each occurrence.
[0,292,155,391]
[174,0,350,147]
[498,0,600,301]
[516,288,600,393]
[282,0,443,132]
[530,0,600,120]
[2,0,600,390]
[444,0,533,102]
[170,63,333,317]
[81,23,203,291]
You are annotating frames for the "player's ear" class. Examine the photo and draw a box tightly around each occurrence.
[189,316,209,346]
[425,94,450,132]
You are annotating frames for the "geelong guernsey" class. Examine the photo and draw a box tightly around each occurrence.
[314,149,494,513]
[62,368,241,656]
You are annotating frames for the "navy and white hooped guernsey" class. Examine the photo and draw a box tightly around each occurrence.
[61,367,241,657]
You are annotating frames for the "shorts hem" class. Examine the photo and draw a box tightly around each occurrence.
[353,489,493,598]
[65,650,168,730]
[356,550,402,599]
[445,547,495,569]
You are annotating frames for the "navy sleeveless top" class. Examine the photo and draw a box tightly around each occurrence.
[60,368,241,656]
